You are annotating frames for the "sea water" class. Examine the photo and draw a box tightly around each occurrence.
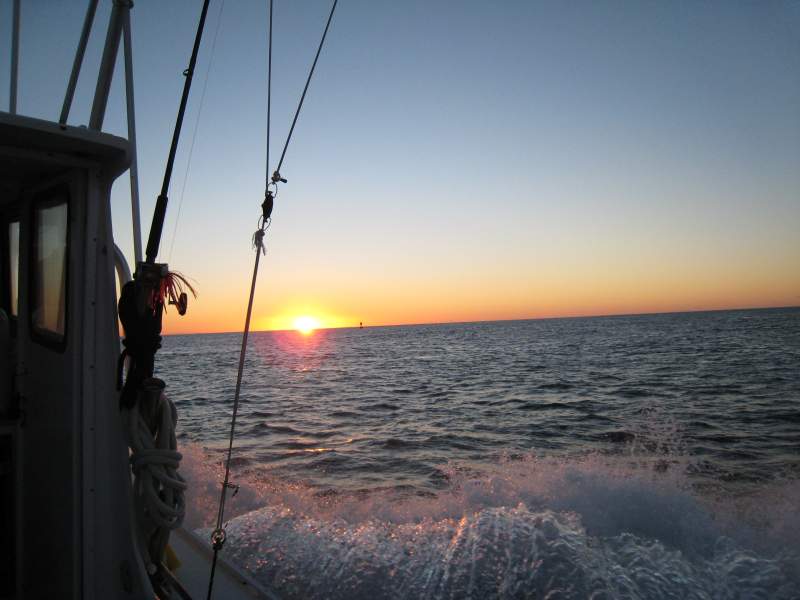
[159,307,800,598]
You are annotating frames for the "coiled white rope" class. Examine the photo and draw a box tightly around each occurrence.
[124,380,187,572]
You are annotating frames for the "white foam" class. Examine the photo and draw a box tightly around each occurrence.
[178,444,800,598]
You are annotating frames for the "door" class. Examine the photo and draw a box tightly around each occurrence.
[17,172,86,599]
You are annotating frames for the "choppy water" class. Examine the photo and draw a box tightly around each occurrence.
[159,307,800,599]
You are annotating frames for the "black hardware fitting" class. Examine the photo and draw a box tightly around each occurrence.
[262,191,274,221]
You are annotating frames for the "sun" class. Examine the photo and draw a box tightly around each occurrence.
[292,315,320,335]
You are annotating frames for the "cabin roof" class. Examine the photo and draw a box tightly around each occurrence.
[0,111,131,192]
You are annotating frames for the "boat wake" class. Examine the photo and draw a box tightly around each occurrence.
[180,446,800,599]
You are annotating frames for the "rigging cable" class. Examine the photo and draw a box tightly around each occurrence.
[168,0,227,263]
[265,0,273,194]
[272,0,338,183]
[205,1,337,598]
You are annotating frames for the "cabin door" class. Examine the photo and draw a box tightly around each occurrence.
[17,171,87,599]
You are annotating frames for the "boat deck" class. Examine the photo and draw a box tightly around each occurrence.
[170,527,278,600]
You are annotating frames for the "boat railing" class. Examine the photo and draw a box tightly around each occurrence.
[6,0,143,268]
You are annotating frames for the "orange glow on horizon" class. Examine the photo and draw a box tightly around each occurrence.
[292,315,320,335]
[157,263,800,336]
[249,305,356,334]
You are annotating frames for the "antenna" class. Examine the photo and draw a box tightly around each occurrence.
[9,0,20,114]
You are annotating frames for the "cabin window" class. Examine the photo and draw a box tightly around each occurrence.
[7,220,19,317]
[31,190,69,345]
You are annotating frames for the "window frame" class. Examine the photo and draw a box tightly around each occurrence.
[1,208,21,337]
[29,184,70,352]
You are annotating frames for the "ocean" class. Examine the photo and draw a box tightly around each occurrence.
[158,307,800,599]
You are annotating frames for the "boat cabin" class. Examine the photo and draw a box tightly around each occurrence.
[0,111,151,599]
[0,3,278,598]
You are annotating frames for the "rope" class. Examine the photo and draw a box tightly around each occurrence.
[168,0,226,263]
[124,380,186,574]
[273,0,338,180]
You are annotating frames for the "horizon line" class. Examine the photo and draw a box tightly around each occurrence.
[162,303,799,336]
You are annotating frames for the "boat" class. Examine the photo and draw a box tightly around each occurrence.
[0,0,331,597]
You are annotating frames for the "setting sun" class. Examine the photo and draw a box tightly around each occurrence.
[292,315,321,335]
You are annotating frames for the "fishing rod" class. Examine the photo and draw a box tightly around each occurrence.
[145,0,212,265]
[116,2,214,590]
[119,0,211,411]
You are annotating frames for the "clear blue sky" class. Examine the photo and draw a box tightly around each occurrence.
[2,1,799,331]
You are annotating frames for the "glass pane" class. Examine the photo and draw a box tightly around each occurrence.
[8,221,19,316]
[33,201,68,337]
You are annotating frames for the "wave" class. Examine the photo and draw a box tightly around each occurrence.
[178,445,800,599]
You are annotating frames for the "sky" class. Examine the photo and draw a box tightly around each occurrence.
[2,0,799,334]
